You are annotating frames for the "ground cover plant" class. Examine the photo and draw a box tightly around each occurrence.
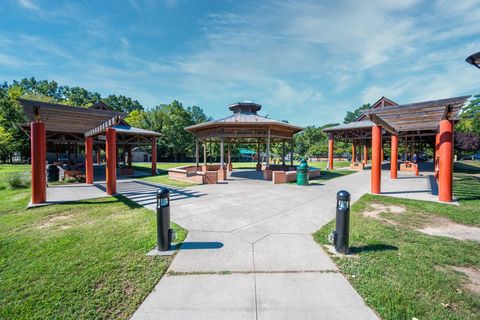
[314,173,480,320]
[0,168,186,319]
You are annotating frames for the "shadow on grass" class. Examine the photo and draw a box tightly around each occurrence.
[349,244,398,254]
[454,162,480,174]
[454,176,480,201]
[112,194,144,209]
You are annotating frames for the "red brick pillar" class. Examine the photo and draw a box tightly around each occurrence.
[371,125,382,194]
[85,136,94,184]
[439,120,453,202]
[31,122,46,204]
[106,128,116,195]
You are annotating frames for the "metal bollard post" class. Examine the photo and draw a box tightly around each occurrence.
[331,190,351,254]
[156,187,172,251]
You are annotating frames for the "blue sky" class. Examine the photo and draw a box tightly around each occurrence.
[1,0,480,126]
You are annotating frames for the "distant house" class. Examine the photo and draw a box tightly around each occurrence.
[131,147,152,162]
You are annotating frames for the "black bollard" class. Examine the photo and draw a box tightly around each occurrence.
[334,190,351,254]
[156,187,172,251]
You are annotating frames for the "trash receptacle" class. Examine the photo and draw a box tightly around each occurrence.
[297,158,309,186]
[156,187,173,251]
[47,164,59,182]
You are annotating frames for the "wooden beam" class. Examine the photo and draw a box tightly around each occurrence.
[85,116,122,137]
[368,114,397,135]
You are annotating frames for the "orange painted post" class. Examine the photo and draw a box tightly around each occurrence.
[328,133,334,170]
[96,149,101,164]
[31,122,47,204]
[371,125,382,194]
[351,143,356,163]
[106,128,116,195]
[381,146,384,162]
[439,120,453,202]
[151,137,157,176]
[363,144,368,165]
[435,133,440,182]
[390,135,398,179]
[85,136,94,184]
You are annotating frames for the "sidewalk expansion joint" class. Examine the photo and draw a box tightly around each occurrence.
[166,269,339,276]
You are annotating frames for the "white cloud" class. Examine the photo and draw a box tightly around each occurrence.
[17,0,40,11]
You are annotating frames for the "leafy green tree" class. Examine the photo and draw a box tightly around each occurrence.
[0,83,28,162]
[125,110,146,127]
[457,95,480,135]
[343,103,370,123]
[102,95,143,112]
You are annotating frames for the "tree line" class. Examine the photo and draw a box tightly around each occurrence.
[0,77,479,163]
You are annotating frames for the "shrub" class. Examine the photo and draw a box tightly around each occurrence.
[5,172,30,189]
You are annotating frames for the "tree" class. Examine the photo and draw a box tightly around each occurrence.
[0,83,28,162]
[125,110,146,128]
[457,95,480,135]
[101,95,143,112]
[343,103,370,124]
[455,132,480,157]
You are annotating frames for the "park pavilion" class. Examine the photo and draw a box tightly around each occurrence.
[18,98,160,205]
[324,95,471,202]
[179,102,304,182]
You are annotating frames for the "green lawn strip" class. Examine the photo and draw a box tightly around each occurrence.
[137,174,198,188]
[0,190,186,320]
[314,183,480,319]
[307,169,356,184]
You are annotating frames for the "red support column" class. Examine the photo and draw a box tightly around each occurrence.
[31,122,46,204]
[351,143,356,163]
[85,136,94,184]
[363,144,368,165]
[371,125,382,194]
[328,133,334,170]
[390,135,398,179]
[151,137,157,176]
[106,128,116,195]
[96,149,101,164]
[439,120,453,202]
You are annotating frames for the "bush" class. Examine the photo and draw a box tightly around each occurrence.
[5,172,30,189]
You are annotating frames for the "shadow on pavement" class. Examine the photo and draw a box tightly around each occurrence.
[175,242,224,250]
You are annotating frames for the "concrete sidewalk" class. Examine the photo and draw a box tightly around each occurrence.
[124,170,380,320]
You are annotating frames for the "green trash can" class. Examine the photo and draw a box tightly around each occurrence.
[47,164,59,182]
[297,159,309,186]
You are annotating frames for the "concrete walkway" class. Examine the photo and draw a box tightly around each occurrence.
[126,170,380,320]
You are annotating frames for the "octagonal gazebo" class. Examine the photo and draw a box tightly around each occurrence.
[184,102,303,181]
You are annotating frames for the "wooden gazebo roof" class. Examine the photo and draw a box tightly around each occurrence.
[19,99,126,134]
[185,102,303,141]
[363,95,471,135]
[18,98,159,145]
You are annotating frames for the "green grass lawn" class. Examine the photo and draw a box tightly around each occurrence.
[307,169,356,184]
[314,174,480,320]
[0,184,186,319]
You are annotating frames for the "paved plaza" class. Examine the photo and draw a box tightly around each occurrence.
[41,165,440,319]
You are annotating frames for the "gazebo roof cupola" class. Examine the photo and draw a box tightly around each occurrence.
[228,102,262,115]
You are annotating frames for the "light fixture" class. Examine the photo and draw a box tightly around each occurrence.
[466,51,480,69]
